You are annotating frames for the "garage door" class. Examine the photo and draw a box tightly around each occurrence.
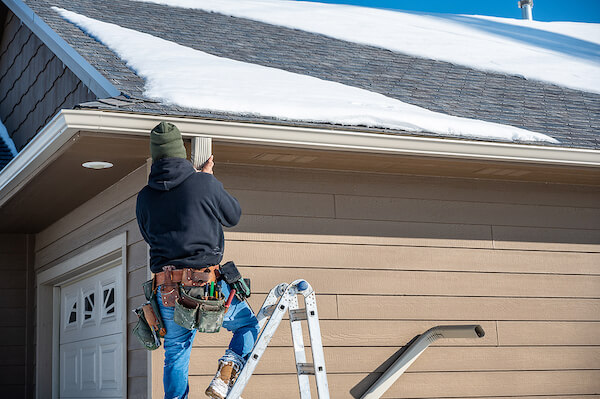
[59,266,125,398]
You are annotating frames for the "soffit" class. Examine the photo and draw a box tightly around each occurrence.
[215,142,600,186]
[0,133,148,233]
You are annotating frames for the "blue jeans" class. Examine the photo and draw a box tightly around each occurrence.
[157,280,260,399]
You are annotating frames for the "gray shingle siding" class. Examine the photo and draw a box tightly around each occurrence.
[20,0,600,149]
[0,6,96,154]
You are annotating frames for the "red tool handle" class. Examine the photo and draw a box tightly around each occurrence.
[224,289,236,310]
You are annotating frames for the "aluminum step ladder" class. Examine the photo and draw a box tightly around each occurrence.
[227,279,330,399]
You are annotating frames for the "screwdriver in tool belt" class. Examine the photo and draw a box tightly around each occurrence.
[225,289,236,310]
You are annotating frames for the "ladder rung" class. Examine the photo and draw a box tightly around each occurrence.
[289,308,307,321]
[297,363,315,375]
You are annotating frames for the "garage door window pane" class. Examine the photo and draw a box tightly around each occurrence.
[103,284,116,318]
[68,302,77,324]
[84,292,95,321]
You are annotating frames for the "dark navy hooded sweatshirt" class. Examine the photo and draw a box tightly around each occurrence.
[136,158,241,273]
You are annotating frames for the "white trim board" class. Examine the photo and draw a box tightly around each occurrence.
[62,110,600,168]
[1,0,119,98]
[36,233,126,285]
[44,110,600,167]
[1,108,599,210]
[36,232,127,399]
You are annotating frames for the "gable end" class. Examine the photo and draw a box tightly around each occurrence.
[0,6,96,153]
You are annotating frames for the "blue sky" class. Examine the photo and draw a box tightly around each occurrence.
[303,0,600,23]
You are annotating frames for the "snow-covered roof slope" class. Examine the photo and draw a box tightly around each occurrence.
[54,7,558,144]
[134,0,600,94]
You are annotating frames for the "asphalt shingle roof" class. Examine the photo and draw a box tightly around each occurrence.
[21,0,600,149]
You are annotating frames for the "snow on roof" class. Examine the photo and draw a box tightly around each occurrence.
[133,0,600,94]
[0,119,17,157]
[54,7,558,144]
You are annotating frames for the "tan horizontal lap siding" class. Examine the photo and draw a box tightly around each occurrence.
[34,164,149,399]
[334,195,600,229]
[185,345,600,375]
[225,240,600,274]
[186,371,600,398]
[230,215,496,248]
[237,267,600,298]
[177,164,600,398]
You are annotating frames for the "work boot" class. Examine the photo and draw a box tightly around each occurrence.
[205,360,240,399]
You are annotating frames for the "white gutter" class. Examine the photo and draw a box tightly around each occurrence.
[1,109,599,207]
[65,109,600,166]
[2,0,120,98]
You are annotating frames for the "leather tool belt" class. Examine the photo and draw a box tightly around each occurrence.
[154,265,220,307]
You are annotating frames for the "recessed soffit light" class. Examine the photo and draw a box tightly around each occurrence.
[82,161,114,169]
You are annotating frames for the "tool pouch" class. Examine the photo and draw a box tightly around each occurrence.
[133,305,161,350]
[219,261,251,301]
[196,297,225,333]
[142,279,166,337]
[173,287,201,330]
[160,267,180,307]
[174,287,225,333]
[234,278,252,301]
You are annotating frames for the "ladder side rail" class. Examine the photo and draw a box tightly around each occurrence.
[303,290,330,399]
[227,289,293,399]
[360,325,484,399]
[255,283,287,329]
[288,292,312,399]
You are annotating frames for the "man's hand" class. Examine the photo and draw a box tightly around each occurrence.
[200,155,214,174]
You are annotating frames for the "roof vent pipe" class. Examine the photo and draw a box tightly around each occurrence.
[518,0,534,20]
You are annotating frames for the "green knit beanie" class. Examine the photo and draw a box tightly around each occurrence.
[150,121,187,162]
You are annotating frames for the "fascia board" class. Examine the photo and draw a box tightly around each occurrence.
[2,0,119,98]
[64,110,600,168]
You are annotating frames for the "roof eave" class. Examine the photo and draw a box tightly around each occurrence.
[1,108,599,208]
[0,111,76,208]
[67,109,600,166]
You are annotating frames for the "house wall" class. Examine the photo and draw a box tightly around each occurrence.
[149,163,599,398]
[0,233,34,398]
[32,158,600,398]
[0,9,96,151]
[34,163,149,399]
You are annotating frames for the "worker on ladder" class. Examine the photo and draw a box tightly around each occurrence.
[135,122,259,399]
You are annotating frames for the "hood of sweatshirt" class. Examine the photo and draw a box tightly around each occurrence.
[148,157,195,191]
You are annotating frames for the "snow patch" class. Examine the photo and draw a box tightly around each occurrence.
[0,119,17,157]
[132,0,600,94]
[54,7,559,144]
